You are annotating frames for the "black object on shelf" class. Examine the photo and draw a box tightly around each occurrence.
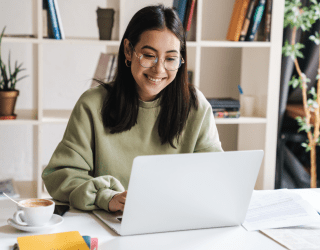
[96,7,115,40]
[207,98,240,110]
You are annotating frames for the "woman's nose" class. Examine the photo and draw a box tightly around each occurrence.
[152,58,166,73]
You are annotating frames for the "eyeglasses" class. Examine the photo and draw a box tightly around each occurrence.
[130,43,184,71]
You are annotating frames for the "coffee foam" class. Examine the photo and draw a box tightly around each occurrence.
[20,199,53,207]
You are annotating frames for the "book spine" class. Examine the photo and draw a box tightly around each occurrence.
[176,0,189,24]
[46,0,61,39]
[186,0,196,32]
[245,0,266,41]
[42,9,48,38]
[106,54,115,82]
[264,0,272,41]
[239,0,256,41]
[53,0,65,39]
[91,238,98,250]
[226,0,251,41]
[109,54,118,82]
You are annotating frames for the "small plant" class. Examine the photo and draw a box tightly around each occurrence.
[0,26,28,91]
[282,0,320,188]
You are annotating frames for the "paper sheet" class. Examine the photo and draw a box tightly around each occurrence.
[286,189,320,213]
[242,190,320,231]
[261,225,320,250]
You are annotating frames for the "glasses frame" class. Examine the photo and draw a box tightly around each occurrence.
[129,43,185,71]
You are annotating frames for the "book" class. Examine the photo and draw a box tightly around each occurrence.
[42,9,48,37]
[226,0,251,41]
[207,98,240,110]
[46,0,61,39]
[106,54,115,82]
[14,235,98,250]
[245,0,266,41]
[91,53,113,88]
[0,178,19,200]
[264,0,272,41]
[53,0,65,39]
[16,231,90,250]
[42,0,53,38]
[184,0,196,32]
[109,54,118,82]
[173,0,189,25]
[82,236,99,250]
[213,110,240,118]
[239,0,256,41]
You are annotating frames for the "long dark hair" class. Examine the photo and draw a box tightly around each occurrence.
[97,4,198,148]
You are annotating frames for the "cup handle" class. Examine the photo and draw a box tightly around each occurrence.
[13,210,28,226]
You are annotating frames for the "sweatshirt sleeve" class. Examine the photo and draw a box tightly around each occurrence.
[42,90,125,212]
[194,103,224,153]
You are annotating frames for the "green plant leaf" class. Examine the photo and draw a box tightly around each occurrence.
[308,87,317,100]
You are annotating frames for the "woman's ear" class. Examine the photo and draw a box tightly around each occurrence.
[123,38,132,61]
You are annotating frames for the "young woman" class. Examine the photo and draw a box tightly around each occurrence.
[42,4,223,213]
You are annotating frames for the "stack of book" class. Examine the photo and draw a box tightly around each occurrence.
[173,0,197,33]
[91,53,118,88]
[226,0,272,42]
[207,98,240,118]
[43,0,65,39]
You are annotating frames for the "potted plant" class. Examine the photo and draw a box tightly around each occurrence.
[282,0,320,188]
[0,26,28,120]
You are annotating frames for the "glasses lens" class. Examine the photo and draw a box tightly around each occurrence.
[140,55,157,68]
[139,54,182,70]
[164,58,181,71]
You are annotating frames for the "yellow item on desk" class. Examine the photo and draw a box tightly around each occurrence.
[17,231,89,250]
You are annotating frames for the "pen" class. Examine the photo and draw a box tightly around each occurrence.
[238,85,243,95]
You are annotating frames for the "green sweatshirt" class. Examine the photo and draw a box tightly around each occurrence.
[42,85,223,212]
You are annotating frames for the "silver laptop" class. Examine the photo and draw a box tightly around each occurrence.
[93,150,264,236]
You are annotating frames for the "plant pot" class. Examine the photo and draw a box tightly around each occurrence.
[0,90,19,118]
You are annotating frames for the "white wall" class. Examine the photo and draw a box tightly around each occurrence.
[0,0,119,183]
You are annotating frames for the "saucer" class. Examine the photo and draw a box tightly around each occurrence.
[7,214,64,232]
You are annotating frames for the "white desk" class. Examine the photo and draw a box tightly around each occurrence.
[0,199,288,250]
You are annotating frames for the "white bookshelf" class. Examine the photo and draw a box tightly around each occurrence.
[1,0,284,197]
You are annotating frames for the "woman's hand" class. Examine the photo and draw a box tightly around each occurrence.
[108,190,127,212]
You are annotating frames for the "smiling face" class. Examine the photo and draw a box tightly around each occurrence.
[124,29,181,102]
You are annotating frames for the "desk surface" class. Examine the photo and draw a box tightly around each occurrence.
[0,200,288,250]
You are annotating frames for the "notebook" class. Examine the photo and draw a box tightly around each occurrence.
[17,231,89,250]
[93,150,264,236]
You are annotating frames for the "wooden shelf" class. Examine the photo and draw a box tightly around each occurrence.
[215,117,267,124]
[199,41,272,48]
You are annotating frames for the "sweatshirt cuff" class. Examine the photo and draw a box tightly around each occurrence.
[95,188,122,212]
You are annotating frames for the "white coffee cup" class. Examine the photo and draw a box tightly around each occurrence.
[12,198,55,226]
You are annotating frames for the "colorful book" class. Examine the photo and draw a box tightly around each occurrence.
[245,0,266,41]
[16,231,90,250]
[173,0,189,25]
[264,0,272,41]
[226,0,251,41]
[53,0,65,39]
[46,0,61,39]
[184,0,196,32]
[239,0,256,41]
[213,110,240,118]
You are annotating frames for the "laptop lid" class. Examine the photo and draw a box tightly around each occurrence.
[120,150,264,236]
